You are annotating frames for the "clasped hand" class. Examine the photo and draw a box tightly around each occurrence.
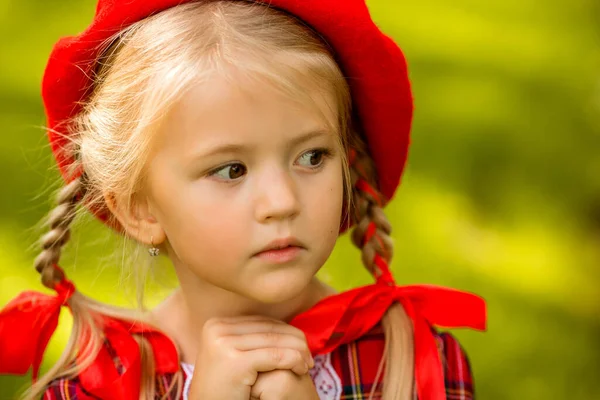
[188,315,320,400]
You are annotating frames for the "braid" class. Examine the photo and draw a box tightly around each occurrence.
[34,173,85,288]
[27,168,186,400]
[349,157,394,280]
[348,142,415,400]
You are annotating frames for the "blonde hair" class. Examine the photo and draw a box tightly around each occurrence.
[29,1,414,399]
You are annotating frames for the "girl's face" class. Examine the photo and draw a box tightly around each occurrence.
[145,74,344,303]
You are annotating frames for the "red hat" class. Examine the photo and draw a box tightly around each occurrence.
[42,0,413,226]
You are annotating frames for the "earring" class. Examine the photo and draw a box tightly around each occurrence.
[148,236,160,257]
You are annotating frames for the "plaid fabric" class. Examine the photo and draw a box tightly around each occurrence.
[329,325,474,400]
[43,325,474,400]
[43,376,100,400]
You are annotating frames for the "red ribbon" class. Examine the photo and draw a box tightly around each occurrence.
[0,276,486,400]
[76,317,180,399]
[290,282,486,400]
[0,278,179,399]
[0,279,74,380]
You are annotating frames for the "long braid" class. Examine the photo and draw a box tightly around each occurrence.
[25,170,100,399]
[348,145,415,400]
[34,174,84,288]
[26,168,184,400]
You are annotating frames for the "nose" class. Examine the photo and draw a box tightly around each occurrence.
[254,165,300,223]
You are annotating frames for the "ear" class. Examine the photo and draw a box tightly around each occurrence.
[103,191,166,246]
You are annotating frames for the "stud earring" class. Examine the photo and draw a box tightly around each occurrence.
[148,236,160,257]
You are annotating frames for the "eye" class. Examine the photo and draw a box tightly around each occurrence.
[209,163,247,181]
[297,149,330,168]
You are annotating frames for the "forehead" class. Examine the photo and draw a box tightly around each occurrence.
[159,73,339,153]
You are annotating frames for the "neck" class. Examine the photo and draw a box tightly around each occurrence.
[150,257,336,364]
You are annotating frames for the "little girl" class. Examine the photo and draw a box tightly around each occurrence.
[0,0,486,399]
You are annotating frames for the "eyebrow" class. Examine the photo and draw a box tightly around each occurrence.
[193,128,334,159]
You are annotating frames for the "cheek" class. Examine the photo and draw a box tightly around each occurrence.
[156,185,249,266]
[305,164,345,246]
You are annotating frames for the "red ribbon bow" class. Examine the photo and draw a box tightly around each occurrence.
[291,282,486,400]
[0,273,486,400]
[76,317,180,399]
[0,277,179,399]
[0,279,74,380]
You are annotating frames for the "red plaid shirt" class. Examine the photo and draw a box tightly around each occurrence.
[42,324,474,399]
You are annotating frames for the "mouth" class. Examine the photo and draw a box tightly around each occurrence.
[253,237,306,263]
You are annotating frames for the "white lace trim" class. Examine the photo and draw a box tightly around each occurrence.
[181,362,194,400]
[181,352,341,400]
[310,353,342,400]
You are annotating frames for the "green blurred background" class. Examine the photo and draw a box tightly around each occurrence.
[1,0,599,398]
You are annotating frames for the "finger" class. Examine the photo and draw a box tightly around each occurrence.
[224,332,314,367]
[244,347,310,376]
[214,315,287,324]
[216,320,307,340]
[203,316,287,337]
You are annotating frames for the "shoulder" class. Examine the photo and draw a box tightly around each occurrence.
[41,338,182,400]
[42,372,182,400]
[326,323,387,399]
[325,324,475,400]
[435,331,475,399]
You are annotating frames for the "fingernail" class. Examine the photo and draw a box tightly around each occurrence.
[309,356,315,369]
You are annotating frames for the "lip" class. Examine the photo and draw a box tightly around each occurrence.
[253,237,306,263]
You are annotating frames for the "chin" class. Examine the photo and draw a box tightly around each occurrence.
[249,270,314,304]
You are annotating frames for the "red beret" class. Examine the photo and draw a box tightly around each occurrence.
[42,0,413,225]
